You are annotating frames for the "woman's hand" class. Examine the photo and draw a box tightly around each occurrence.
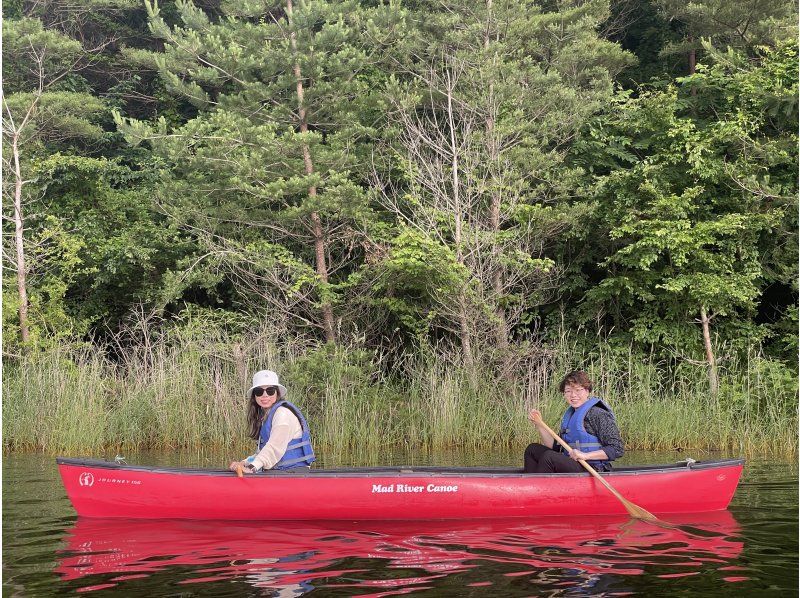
[528,409,555,448]
[229,460,250,473]
[569,449,589,462]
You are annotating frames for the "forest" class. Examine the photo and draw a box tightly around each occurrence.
[2,0,798,455]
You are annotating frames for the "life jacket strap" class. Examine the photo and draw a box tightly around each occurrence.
[287,440,311,450]
[569,441,602,450]
[278,454,316,467]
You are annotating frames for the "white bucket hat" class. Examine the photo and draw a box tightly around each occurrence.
[246,370,287,399]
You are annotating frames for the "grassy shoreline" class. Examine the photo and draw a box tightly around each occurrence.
[3,330,797,458]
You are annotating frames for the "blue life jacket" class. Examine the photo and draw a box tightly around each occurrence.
[258,400,316,469]
[558,396,615,469]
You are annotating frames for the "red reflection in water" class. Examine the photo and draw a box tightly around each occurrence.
[57,512,743,594]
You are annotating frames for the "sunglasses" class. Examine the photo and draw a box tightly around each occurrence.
[253,386,279,397]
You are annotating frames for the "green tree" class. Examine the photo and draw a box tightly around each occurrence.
[2,6,198,349]
[31,154,193,330]
[577,41,797,392]
[654,0,797,75]
[117,0,407,343]
[2,17,105,348]
[373,0,632,364]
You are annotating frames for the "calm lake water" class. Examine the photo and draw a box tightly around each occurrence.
[3,449,797,596]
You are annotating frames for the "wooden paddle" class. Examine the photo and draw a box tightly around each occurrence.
[532,413,659,523]
[235,463,244,478]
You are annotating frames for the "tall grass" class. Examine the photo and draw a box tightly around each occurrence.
[3,324,797,458]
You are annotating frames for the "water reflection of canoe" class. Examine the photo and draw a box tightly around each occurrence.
[56,512,743,593]
[57,457,743,520]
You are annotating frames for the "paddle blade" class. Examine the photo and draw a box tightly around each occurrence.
[622,498,658,521]
[619,496,685,529]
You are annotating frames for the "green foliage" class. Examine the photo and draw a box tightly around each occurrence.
[3,91,106,145]
[369,0,634,350]
[654,0,797,56]
[284,345,380,410]
[572,41,797,354]
[369,227,471,338]
[32,154,194,326]
[115,0,410,336]
[1,0,796,456]
[2,17,84,90]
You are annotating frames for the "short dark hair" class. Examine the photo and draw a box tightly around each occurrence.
[558,370,593,393]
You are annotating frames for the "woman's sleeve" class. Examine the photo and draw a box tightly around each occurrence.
[250,408,302,470]
[589,408,625,460]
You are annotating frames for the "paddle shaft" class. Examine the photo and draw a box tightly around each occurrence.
[537,419,621,495]
[235,463,244,478]
[533,415,658,521]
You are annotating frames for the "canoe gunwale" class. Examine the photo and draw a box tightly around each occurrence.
[56,457,745,479]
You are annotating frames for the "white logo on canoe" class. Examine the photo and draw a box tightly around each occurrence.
[79,472,94,487]
[372,483,459,494]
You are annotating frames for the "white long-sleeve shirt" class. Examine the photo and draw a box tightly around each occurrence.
[249,406,303,471]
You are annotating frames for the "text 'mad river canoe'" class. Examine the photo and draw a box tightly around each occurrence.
[57,457,743,520]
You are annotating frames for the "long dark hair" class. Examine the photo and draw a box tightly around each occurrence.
[246,392,266,440]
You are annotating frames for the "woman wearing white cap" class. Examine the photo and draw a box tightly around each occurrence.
[228,370,316,473]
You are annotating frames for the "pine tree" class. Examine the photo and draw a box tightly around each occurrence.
[117,0,407,342]
[654,0,797,75]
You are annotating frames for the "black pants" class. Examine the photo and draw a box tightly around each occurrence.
[523,443,585,473]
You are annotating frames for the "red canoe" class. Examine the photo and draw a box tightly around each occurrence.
[57,457,743,520]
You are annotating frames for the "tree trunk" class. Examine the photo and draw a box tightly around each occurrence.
[700,306,718,396]
[483,0,492,50]
[12,135,30,347]
[688,37,697,97]
[488,210,507,347]
[485,90,508,349]
[483,2,508,350]
[445,72,474,369]
[287,0,336,344]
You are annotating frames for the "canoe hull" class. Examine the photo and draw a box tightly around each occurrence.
[57,458,743,520]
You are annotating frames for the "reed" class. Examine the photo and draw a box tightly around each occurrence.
[3,324,796,458]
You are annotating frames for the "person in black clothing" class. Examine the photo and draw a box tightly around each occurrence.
[524,370,624,473]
